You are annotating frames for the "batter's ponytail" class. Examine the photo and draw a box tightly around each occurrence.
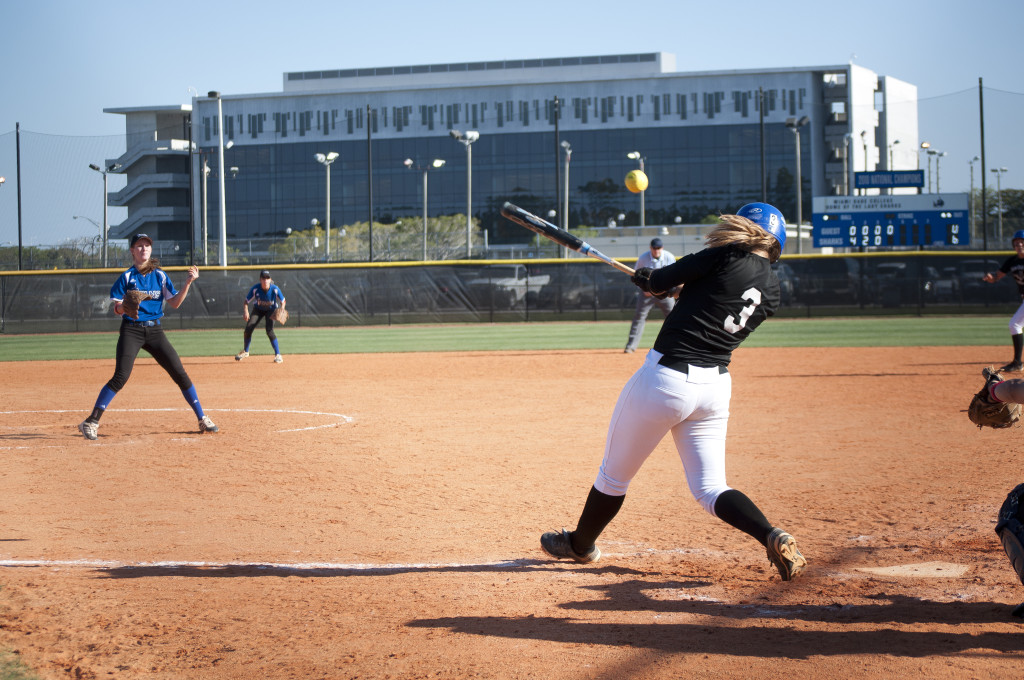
[705,214,782,263]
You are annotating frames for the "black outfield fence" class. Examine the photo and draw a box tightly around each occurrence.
[0,253,1019,334]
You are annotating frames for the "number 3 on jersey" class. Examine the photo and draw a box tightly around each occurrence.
[723,287,762,333]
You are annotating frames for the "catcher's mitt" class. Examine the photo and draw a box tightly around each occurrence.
[120,289,149,319]
[272,307,289,325]
[968,366,1022,429]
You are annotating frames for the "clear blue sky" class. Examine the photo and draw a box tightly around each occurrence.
[1,0,1021,245]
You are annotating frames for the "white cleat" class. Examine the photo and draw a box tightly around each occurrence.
[235,351,249,361]
[274,354,283,363]
[78,419,99,440]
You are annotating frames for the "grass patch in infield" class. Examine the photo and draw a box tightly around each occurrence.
[0,649,39,680]
[0,316,1010,362]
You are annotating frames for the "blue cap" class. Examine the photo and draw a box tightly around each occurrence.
[650,238,663,249]
[129,233,152,248]
[1013,230,1024,243]
[736,203,787,250]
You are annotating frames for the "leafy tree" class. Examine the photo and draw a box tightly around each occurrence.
[269,215,483,262]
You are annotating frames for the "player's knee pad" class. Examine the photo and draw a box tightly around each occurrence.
[995,483,1024,586]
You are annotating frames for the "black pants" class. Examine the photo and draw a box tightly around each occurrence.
[244,307,277,346]
[105,321,192,393]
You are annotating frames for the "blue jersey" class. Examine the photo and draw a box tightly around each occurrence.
[247,283,285,310]
[110,267,178,322]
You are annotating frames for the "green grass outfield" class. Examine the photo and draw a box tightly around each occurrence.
[0,316,1012,362]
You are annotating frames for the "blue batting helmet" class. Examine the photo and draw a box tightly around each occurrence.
[1013,230,1024,243]
[737,203,787,250]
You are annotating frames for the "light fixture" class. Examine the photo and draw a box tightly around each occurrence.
[87,162,121,267]
[315,152,340,261]
[448,130,479,257]
[404,158,445,259]
[785,117,810,253]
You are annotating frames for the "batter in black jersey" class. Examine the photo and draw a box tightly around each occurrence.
[540,203,806,581]
[983,230,1024,372]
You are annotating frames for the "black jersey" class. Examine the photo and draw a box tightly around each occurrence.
[998,255,1024,298]
[649,245,780,367]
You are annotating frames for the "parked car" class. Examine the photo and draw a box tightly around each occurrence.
[788,258,864,305]
[956,258,1003,302]
[464,264,551,309]
[933,265,960,302]
[873,261,937,307]
[81,283,113,318]
[772,262,799,305]
[40,277,77,318]
[537,270,598,309]
[594,269,637,309]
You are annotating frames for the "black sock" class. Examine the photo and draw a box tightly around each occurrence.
[1012,334,1023,364]
[88,408,104,423]
[571,486,625,553]
[714,489,774,546]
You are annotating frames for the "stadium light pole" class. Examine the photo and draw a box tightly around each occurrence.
[860,130,868,195]
[405,158,445,260]
[925,148,943,193]
[449,130,478,258]
[88,162,120,267]
[920,141,933,192]
[627,151,645,227]
[561,140,572,258]
[209,91,228,266]
[843,132,852,195]
[786,116,809,254]
[934,151,947,193]
[888,139,900,195]
[201,157,210,266]
[199,141,232,266]
[992,167,1009,243]
[969,156,980,243]
[315,152,339,262]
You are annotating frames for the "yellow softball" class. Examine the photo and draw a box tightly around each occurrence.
[625,169,649,193]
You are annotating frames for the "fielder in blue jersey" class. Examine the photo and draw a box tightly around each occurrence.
[77,233,218,440]
[236,269,286,363]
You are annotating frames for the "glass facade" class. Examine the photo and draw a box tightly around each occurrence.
[207,123,810,246]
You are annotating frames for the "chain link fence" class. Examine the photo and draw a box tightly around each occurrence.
[1,254,1020,334]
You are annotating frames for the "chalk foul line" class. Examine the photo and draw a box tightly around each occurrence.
[0,407,353,436]
[0,558,535,573]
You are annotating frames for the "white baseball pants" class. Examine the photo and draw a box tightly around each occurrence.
[595,349,733,516]
[1010,299,1024,335]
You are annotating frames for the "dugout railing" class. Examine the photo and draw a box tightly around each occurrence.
[0,253,1020,334]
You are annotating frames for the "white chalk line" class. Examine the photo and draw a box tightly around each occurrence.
[0,407,353,440]
[0,558,533,572]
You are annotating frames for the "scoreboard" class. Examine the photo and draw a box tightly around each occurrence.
[812,194,969,248]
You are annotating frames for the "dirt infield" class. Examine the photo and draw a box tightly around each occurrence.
[2,346,1023,679]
